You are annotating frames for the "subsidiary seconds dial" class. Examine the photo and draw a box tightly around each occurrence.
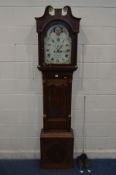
[44,24,72,64]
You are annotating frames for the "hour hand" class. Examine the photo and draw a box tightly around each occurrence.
[56,45,63,52]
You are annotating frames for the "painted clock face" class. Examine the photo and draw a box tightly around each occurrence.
[44,24,72,64]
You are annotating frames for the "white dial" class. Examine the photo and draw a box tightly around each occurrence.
[44,24,71,64]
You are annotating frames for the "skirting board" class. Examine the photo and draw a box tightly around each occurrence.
[0,150,116,159]
[0,151,40,159]
[74,149,116,159]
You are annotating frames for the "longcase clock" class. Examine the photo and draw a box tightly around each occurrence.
[35,6,81,169]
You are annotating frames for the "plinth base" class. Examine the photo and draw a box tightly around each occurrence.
[40,129,74,169]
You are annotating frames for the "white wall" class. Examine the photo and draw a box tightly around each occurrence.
[0,0,116,159]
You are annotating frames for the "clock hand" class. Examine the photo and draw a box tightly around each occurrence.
[56,39,65,51]
[56,45,63,52]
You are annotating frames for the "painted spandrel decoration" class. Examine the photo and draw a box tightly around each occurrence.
[44,24,71,64]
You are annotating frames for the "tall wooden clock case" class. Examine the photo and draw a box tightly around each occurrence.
[35,6,81,169]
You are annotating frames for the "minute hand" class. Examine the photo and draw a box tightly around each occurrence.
[57,38,65,51]
[57,45,63,52]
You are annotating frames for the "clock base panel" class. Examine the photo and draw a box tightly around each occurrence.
[40,129,74,169]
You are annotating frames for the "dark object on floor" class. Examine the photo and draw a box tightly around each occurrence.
[76,153,91,173]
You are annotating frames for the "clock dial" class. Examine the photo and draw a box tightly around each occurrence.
[44,24,71,64]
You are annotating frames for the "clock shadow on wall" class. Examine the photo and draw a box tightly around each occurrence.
[35,5,81,169]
